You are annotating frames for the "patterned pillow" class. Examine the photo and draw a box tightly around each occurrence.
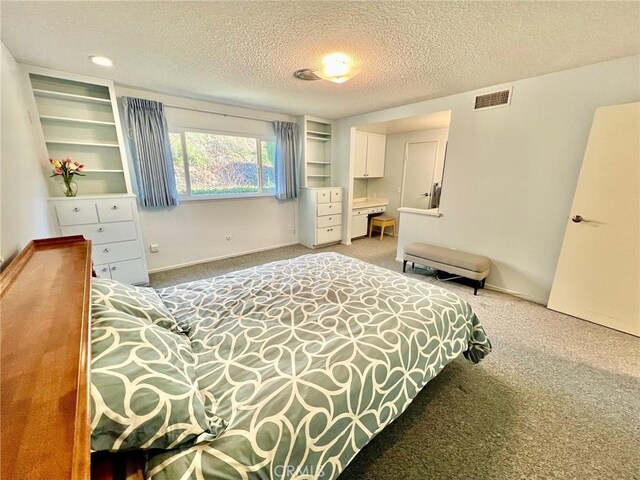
[92,278,188,333]
[90,305,226,451]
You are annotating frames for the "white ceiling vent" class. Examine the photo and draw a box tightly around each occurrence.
[474,88,512,110]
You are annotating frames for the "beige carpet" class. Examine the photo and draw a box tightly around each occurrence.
[150,237,640,480]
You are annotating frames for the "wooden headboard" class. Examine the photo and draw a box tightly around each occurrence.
[0,236,144,479]
[1,236,92,478]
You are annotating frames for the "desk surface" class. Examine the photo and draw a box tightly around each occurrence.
[353,198,388,209]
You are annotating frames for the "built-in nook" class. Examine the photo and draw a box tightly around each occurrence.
[349,110,452,239]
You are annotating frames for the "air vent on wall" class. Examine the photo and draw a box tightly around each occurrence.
[474,88,512,110]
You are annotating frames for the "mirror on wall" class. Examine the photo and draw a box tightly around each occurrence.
[353,110,451,218]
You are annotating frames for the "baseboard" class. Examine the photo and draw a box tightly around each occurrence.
[147,241,301,274]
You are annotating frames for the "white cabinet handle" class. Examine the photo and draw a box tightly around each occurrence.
[103,248,110,253]
[111,266,117,271]
[101,267,109,272]
[73,208,80,212]
[98,227,104,232]
[112,205,118,210]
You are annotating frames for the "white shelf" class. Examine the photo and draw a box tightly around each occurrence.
[83,169,125,173]
[307,137,331,142]
[308,174,331,178]
[33,88,111,105]
[307,161,331,165]
[40,115,116,126]
[307,130,331,137]
[45,140,120,148]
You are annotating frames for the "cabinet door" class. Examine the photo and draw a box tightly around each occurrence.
[354,132,368,178]
[109,259,147,285]
[366,134,386,177]
[330,188,342,203]
[94,263,112,279]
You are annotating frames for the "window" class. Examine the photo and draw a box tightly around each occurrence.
[169,130,275,198]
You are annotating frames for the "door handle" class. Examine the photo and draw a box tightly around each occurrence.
[571,215,590,223]
[421,192,430,197]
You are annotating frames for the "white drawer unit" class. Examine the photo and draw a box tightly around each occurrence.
[93,240,142,265]
[50,195,149,285]
[299,187,344,248]
[317,202,341,217]
[96,199,133,223]
[60,221,137,245]
[317,213,342,228]
[55,203,99,226]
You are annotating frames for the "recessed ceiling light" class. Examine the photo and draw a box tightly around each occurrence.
[89,55,113,67]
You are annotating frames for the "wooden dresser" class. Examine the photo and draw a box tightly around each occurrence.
[1,236,92,479]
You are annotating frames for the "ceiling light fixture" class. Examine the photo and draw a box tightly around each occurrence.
[89,55,113,67]
[294,52,360,84]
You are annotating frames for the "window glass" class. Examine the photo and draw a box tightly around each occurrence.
[261,140,276,192]
[185,132,259,195]
[169,132,187,195]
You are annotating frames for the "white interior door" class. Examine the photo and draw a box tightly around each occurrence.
[401,141,437,209]
[548,102,639,336]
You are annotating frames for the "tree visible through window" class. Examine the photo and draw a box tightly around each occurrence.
[169,131,275,197]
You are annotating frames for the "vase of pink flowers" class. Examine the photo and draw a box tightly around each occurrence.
[50,157,85,197]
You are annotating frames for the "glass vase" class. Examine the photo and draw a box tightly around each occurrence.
[63,179,78,197]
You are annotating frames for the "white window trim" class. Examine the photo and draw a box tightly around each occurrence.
[170,127,276,201]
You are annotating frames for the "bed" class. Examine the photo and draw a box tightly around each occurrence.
[90,251,490,479]
[0,238,490,479]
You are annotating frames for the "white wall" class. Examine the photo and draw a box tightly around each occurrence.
[334,55,640,304]
[368,127,449,220]
[114,86,298,272]
[0,43,51,267]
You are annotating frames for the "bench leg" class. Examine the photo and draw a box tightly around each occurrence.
[403,260,407,273]
[474,279,484,295]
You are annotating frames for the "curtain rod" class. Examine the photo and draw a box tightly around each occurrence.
[162,102,277,124]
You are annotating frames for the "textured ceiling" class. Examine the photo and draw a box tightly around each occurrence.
[1,1,638,119]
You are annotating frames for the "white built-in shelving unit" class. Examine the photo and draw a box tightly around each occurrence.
[298,116,333,188]
[24,66,149,285]
[26,68,132,197]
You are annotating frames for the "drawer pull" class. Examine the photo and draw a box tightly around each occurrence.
[98,227,104,232]
[101,267,109,272]
[111,266,117,271]
[73,208,80,212]
[112,205,118,210]
[103,248,110,253]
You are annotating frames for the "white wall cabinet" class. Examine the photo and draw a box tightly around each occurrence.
[50,195,149,285]
[354,132,386,178]
[298,116,333,188]
[299,188,343,248]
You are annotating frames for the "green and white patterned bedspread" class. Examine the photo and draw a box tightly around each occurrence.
[147,252,491,479]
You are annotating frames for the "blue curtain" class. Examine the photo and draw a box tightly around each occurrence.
[123,97,179,207]
[273,121,299,200]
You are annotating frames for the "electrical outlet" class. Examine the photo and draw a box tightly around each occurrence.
[226,235,232,241]
[150,243,159,253]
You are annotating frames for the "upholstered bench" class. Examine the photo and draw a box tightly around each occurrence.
[403,242,491,295]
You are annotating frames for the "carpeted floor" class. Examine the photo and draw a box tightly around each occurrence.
[150,237,640,480]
